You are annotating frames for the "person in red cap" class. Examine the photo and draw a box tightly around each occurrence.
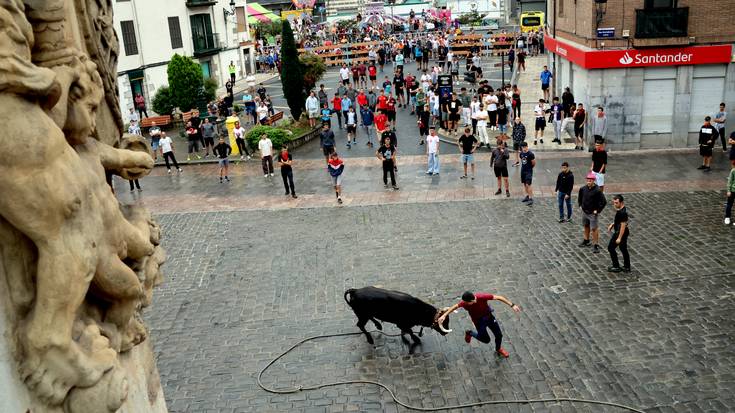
[578,171,607,253]
[438,291,521,358]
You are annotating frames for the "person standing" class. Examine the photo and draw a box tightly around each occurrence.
[320,123,336,163]
[426,126,440,175]
[376,136,399,190]
[698,116,717,171]
[550,97,564,145]
[511,84,521,119]
[459,87,472,128]
[573,103,587,150]
[540,65,553,102]
[201,118,216,157]
[713,103,727,152]
[533,99,546,145]
[327,151,344,204]
[345,106,357,148]
[318,84,329,108]
[306,91,320,128]
[437,291,521,358]
[447,94,462,136]
[149,121,161,161]
[332,92,343,129]
[134,92,148,119]
[606,195,631,273]
[185,121,201,161]
[497,96,510,141]
[360,107,375,147]
[228,61,236,84]
[128,178,141,192]
[233,121,251,160]
[277,147,297,199]
[159,132,182,173]
[213,136,232,183]
[519,142,535,205]
[418,104,431,145]
[590,106,608,144]
[491,140,510,197]
[725,160,735,225]
[555,162,574,222]
[258,133,274,178]
[339,63,350,85]
[591,140,608,192]
[320,103,332,128]
[458,128,478,180]
[486,92,498,131]
[578,171,607,254]
[561,87,575,117]
[511,117,526,167]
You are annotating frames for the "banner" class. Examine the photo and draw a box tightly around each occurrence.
[546,36,732,69]
[281,9,312,22]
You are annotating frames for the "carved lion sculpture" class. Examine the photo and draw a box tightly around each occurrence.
[0,1,164,411]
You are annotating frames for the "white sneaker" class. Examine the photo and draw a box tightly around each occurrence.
[270,173,274,177]
[726,218,732,225]
[247,156,252,160]
[177,168,183,172]
[240,155,244,160]
[167,169,172,174]
[264,174,268,178]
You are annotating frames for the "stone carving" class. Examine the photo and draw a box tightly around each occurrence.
[0,1,164,411]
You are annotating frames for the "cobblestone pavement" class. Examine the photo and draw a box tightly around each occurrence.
[133,144,735,412]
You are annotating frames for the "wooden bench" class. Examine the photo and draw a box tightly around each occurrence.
[265,111,284,125]
[181,110,195,124]
[140,115,171,128]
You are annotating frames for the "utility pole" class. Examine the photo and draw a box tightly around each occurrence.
[551,0,557,98]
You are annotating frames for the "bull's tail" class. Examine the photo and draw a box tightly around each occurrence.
[344,289,356,307]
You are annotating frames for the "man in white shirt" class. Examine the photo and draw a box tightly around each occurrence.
[426,126,440,175]
[486,93,498,130]
[256,101,269,125]
[339,64,350,85]
[128,107,139,125]
[533,99,547,145]
[149,122,162,160]
[159,132,182,173]
[305,91,320,127]
[258,133,274,177]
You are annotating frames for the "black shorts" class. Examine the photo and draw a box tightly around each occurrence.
[513,141,521,151]
[541,84,549,90]
[347,125,356,133]
[395,87,403,95]
[449,113,460,122]
[521,171,533,185]
[323,145,334,157]
[369,75,377,80]
[420,127,428,136]
[493,166,509,177]
[574,125,584,137]
[387,111,396,121]
[204,137,214,147]
[422,55,429,63]
[342,79,349,85]
[700,145,713,157]
[535,118,546,131]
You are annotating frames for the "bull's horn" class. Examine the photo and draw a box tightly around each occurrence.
[437,323,452,334]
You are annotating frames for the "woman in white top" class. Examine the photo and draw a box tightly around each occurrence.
[487,93,499,130]
[470,97,481,135]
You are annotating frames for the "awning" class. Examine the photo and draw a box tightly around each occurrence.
[247,3,280,24]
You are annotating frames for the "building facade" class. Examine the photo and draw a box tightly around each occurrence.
[113,0,256,120]
[547,0,735,149]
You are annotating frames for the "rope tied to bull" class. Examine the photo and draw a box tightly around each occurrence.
[257,330,647,412]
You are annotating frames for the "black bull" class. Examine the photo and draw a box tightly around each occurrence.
[344,287,452,345]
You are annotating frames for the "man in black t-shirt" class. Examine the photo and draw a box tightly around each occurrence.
[376,136,399,190]
[277,147,297,198]
[393,71,405,108]
[457,128,478,179]
[213,137,232,183]
[698,116,716,171]
[591,140,608,192]
[606,195,630,272]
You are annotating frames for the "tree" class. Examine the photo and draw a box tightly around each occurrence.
[151,86,174,116]
[299,53,326,91]
[280,21,305,120]
[167,54,204,112]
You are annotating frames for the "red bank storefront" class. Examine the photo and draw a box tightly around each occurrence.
[546,36,734,149]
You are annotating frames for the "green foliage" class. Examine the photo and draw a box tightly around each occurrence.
[233,104,242,114]
[203,77,218,102]
[255,20,283,38]
[457,11,482,25]
[245,125,291,151]
[299,53,326,91]
[151,86,174,116]
[167,54,204,111]
[280,21,305,120]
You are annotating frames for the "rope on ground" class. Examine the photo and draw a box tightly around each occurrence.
[257,330,647,412]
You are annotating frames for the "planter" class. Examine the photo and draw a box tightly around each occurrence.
[283,127,320,151]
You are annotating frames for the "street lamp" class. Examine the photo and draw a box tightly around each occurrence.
[224,0,236,17]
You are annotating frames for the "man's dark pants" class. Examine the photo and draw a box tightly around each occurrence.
[281,168,295,195]
[608,233,630,269]
[261,155,274,175]
[470,314,503,351]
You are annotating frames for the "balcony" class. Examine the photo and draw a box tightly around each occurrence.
[193,32,221,56]
[186,0,218,7]
[635,7,688,38]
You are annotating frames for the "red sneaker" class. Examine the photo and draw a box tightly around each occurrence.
[497,348,509,358]
[464,330,472,343]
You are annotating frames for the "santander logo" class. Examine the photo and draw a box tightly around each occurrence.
[619,52,633,65]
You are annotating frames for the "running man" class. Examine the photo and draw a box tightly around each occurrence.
[328,151,344,204]
[437,291,522,358]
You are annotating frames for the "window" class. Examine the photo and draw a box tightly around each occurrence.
[558,0,564,16]
[644,0,675,8]
[120,20,138,56]
[168,17,183,49]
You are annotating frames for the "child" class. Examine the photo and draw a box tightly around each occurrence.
[327,152,344,204]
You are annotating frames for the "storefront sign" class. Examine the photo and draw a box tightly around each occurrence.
[546,36,732,69]
[596,28,615,38]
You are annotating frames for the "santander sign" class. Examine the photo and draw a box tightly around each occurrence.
[546,36,731,69]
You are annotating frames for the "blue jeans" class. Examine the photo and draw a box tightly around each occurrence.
[557,192,572,219]
[470,315,503,351]
[427,153,439,173]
